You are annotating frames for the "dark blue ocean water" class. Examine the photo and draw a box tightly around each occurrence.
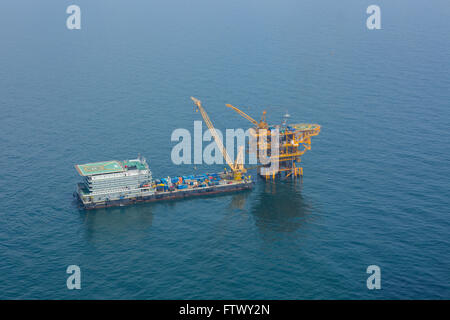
[0,0,449,299]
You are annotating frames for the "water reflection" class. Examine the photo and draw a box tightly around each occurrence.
[229,190,251,211]
[79,204,154,242]
[251,179,315,238]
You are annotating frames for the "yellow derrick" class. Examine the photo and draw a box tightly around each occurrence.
[191,97,247,181]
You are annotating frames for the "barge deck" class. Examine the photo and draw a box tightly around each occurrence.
[76,180,252,210]
[74,155,253,210]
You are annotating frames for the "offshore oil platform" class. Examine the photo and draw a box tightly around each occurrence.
[225,102,321,179]
[74,97,320,209]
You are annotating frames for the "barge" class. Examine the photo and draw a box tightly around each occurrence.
[74,155,253,210]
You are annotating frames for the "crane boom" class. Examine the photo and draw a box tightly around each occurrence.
[234,145,245,172]
[226,104,268,129]
[226,104,259,127]
[191,97,236,172]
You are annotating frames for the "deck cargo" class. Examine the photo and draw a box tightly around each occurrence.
[74,155,253,210]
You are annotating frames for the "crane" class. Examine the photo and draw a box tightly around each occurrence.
[226,104,268,129]
[191,97,247,181]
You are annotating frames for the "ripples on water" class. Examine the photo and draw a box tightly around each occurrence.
[0,0,449,299]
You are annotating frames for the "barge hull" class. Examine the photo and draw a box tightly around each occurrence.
[77,182,253,210]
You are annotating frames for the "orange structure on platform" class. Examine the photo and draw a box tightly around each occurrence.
[226,104,321,179]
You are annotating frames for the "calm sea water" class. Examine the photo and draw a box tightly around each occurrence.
[0,0,449,299]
